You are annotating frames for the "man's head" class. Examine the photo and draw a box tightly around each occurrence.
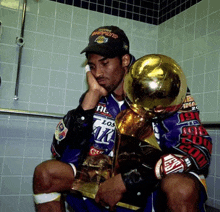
[81,25,130,58]
[81,26,134,99]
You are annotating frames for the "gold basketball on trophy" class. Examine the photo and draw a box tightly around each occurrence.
[124,54,187,118]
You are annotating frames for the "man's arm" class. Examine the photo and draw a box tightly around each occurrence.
[154,90,212,179]
[158,111,212,178]
[51,69,108,159]
[51,105,95,159]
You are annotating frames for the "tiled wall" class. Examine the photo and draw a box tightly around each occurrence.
[0,0,158,115]
[157,0,220,123]
[0,113,57,211]
[157,0,220,209]
[50,0,202,25]
[0,0,220,211]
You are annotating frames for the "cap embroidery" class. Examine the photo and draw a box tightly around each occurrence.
[92,31,118,39]
[98,28,111,32]
[95,36,108,44]
[123,42,129,50]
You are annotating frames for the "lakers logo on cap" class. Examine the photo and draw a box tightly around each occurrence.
[95,36,108,44]
[123,42,129,50]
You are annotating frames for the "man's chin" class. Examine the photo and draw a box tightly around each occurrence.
[105,86,114,93]
[98,83,115,94]
[99,84,110,92]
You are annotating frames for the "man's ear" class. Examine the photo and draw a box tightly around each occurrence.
[122,54,131,67]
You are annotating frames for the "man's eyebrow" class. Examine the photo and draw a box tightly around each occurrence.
[87,62,93,65]
[87,57,108,65]
[99,57,108,61]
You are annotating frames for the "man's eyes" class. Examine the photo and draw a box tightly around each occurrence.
[89,65,95,70]
[88,61,109,70]
[102,61,109,66]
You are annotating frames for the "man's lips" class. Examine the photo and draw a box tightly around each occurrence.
[97,77,106,84]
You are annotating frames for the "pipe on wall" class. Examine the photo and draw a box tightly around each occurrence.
[0,108,63,119]
[14,0,27,100]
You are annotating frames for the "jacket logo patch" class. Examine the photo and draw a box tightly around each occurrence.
[55,120,68,142]
[96,103,112,118]
[93,116,115,145]
[181,95,197,110]
[89,146,104,156]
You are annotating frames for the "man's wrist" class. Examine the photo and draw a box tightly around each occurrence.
[115,174,127,193]
[155,154,192,179]
[81,90,103,110]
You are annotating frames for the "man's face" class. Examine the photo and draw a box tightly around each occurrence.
[87,54,127,93]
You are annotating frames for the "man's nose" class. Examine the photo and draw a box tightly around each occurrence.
[95,67,104,78]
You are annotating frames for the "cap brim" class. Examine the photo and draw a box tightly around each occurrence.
[80,44,118,58]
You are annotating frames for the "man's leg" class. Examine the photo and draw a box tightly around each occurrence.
[33,159,75,212]
[155,173,203,212]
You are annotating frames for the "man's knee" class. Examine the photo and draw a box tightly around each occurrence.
[33,160,65,205]
[33,160,75,194]
[33,160,58,193]
[160,173,200,202]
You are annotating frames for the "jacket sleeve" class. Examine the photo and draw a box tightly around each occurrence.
[51,105,95,159]
[157,89,212,177]
[166,112,212,177]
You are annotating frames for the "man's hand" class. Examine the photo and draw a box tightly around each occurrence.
[95,174,126,211]
[81,66,108,110]
[86,70,108,97]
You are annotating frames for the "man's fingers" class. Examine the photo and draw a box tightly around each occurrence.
[85,65,93,79]
[95,192,111,209]
[109,205,116,212]
[96,199,115,211]
[95,192,101,203]
[86,70,93,77]
[85,64,90,73]
[95,197,108,208]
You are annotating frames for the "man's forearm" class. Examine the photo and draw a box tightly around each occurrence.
[81,90,102,110]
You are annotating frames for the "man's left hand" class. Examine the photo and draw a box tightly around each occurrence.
[95,174,126,211]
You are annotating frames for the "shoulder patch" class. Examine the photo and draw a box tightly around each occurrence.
[55,120,68,142]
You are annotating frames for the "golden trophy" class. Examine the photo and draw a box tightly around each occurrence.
[71,54,187,210]
[124,54,187,118]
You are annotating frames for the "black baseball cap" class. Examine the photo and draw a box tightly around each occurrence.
[81,25,130,58]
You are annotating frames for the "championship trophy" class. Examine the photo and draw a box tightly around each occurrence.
[71,54,187,210]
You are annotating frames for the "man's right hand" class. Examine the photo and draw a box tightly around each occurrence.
[81,67,108,110]
[86,70,108,98]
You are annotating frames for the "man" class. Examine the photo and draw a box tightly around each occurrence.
[33,26,212,212]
